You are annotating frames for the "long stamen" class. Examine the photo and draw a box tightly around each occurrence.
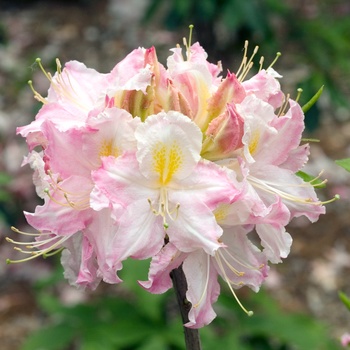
[43,177,91,211]
[236,40,249,77]
[33,58,88,112]
[296,88,303,102]
[193,254,211,308]
[6,230,70,264]
[28,80,47,104]
[215,252,253,316]
[148,189,180,229]
[277,93,290,117]
[237,42,259,82]
[267,52,282,69]
[36,58,53,82]
[10,226,50,237]
[249,175,340,205]
[183,24,194,60]
[218,246,262,274]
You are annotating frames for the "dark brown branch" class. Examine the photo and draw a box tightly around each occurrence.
[171,264,202,350]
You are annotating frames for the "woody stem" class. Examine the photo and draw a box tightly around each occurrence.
[171,264,202,350]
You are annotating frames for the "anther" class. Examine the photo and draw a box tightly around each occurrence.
[259,56,265,71]
[36,58,52,82]
[28,80,47,104]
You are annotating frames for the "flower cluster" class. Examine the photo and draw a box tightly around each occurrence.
[9,37,329,328]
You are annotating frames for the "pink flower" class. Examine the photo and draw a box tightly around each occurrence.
[140,223,269,328]
[91,111,241,272]
[167,42,222,129]
[226,95,325,222]
[10,38,330,327]
[13,107,141,288]
[341,333,350,347]
[242,68,284,109]
[17,60,109,150]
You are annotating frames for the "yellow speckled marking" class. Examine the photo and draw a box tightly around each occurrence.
[99,140,119,158]
[153,141,183,184]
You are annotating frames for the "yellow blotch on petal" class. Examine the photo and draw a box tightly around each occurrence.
[99,140,119,158]
[153,141,183,185]
[214,203,230,223]
[248,130,260,156]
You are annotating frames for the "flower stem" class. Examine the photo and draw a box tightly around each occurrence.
[171,264,202,350]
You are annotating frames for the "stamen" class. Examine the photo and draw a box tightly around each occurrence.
[301,138,320,143]
[6,228,70,264]
[148,189,180,229]
[215,252,254,316]
[43,177,91,211]
[43,247,64,258]
[28,80,47,104]
[277,93,290,117]
[10,226,49,237]
[237,42,259,82]
[35,58,53,82]
[248,175,339,206]
[193,254,211,308]
[296,88,303,102]
[236,40,249,77]
[34,58,88,111]
[183,24,194,60]
[218,246,261,274]
[267,52,282,69]
[259,56,265,71]
[323,194,340,204]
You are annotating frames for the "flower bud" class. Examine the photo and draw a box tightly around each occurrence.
[202,103,244,160]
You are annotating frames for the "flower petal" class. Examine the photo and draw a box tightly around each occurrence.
[139,243,185,294]
[183,250,220,329]
[135,111,202,184]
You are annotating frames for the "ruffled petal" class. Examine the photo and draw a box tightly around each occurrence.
[135,111,202,183]
[25,175,93,235]
[166,198,224,255]
[61,233,101,290]
[139,243,185,294]
[183,250,220,328]
[214,227,269,292]
[84,208,123,284]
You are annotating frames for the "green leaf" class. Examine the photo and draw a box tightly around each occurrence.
[296,170,326,188]
[335,158,350,172]
[0,172,12,185]
[339,291,350,311]
[21,323,75,350]
[302,85,324,113]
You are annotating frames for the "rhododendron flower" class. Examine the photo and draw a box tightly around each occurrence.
[91,111,241,268]
[341,333,350,347]
[17,59,109,149]
[8,34,333,330]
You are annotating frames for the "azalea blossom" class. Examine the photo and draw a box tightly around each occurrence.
[7,35,333,329]
[91,111,241,273]
[341,333,350,347]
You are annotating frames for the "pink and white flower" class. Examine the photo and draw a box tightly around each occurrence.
[91,111,241,272]
[9,37,330,327]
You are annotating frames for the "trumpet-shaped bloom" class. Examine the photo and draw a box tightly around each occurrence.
[140,222,269,328]
[11,38,329,328]
[229,95,325,222]
[91,111,242,266]
[17,60,109,149]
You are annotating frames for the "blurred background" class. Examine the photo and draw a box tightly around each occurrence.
[0,0,350,349]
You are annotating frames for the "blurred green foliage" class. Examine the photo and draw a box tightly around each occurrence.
[335,158,350,173]
[339,291,350,312]
[21,258,341,350]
